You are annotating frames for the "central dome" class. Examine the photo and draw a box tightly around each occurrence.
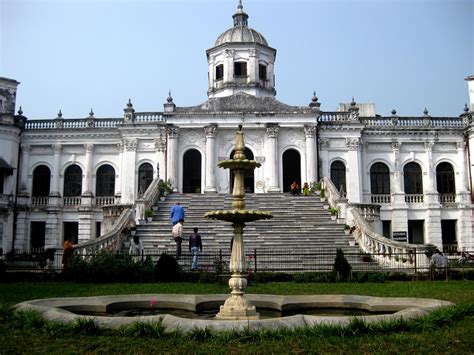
[214,1,268,47]
[215,26,268,47]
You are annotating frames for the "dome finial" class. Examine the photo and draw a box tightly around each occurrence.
[17,106,23,116]
[233,0,248,26]
[167,91,173,103]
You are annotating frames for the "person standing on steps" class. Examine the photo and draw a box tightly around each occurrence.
[189,227,202,271]
[172,219,184,259]
[170,202,185,225]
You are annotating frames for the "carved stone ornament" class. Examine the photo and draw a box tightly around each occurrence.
[248,48,258,57]
[154,138,165,152]
[266,124,280,138]
[304,125,317,138]
[167,126,179,139]
[424,141,434,152]
[391,141,400,151]
[124,139,137,151]
[346,138,361,151]
[204,124,218,138]
[456,141,465,150]
[52,144,62,154]
[319,139,329,150]
[225,49,235,58]
[84,143,94,153]
[117,142,124,153]
[462,113,472,127]
[255,156,265,164]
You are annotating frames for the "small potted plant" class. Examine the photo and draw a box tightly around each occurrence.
[329,207,339,220]
[311,182,321,194]
[145,208,154,222]
[344,224,351,235]
[320,188,326,202]
[158,179,173,200]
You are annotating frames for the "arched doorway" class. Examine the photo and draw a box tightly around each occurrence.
[183,149,202,193]
[230,147,254,193]
[330,160,346,194]
[138,163,153,195]
[32,165,51,197]
[63,164,82,197]
[282,149,301,193]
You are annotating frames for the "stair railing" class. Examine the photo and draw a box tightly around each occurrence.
[134,177,161,223]
[321,176,431,270]
[74,206,133,256]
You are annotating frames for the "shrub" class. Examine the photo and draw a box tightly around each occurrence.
[0,260,5,280]
[145,209,153,218]
[294,272,336,283]
[252,272,293,283]
[334,248,352,281]
[367,272,386,283]
[155,253,181,282]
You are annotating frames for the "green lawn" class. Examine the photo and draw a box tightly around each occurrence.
[1,281,473,354]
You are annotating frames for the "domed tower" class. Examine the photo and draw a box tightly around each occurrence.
[207,1,277,98]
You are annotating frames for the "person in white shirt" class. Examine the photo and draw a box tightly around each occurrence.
[172,219,184,259]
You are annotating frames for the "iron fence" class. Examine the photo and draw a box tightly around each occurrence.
[2,248,473,275]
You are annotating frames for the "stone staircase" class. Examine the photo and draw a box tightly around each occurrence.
[134,193,379,272]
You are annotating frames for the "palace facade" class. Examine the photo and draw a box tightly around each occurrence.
[1,2,474,254]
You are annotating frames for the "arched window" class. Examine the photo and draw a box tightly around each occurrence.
[138,163,153,195]
[436,162,455,194]
[64,164,82,197]
[96,165,115,196]
[32,165,51,196]
[370,163,390,194]
[404,162,423,194]
[330,160,346,193]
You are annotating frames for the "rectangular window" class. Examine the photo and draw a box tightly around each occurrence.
[234,62,247,77]
[30,222,46,251]
[259,64,267,80]
[96,222,101,238]
[64,222,79,244]
[215,64,224,80]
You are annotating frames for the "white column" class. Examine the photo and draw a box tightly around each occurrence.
[167,126,179,192]
[456,141,469,191]
[204,124,217,193]
[122,139,137,203]
[266,124,280,192]
[391,141,407,208]
[345,138,362,203]
[304,125,317,184]
[82,143,94,195]
[208,55,215,91]
[248,49,258,84]
[50,144,62,196]
[224,49,234,85]
[424,141,436,193]
[19,144,30,192]
[154,129,166,180]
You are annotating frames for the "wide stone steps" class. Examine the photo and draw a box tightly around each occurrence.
[133,192,378,271]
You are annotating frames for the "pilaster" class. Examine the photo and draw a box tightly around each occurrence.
[265,124,280,192]
[167,126,179,191]
[304,125,317,184]
[204,124,218,193]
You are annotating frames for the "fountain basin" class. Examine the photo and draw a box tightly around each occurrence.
[16,294,451,333]
[204,209,273,223]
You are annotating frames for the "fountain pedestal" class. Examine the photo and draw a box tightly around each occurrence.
[205,125,272,320]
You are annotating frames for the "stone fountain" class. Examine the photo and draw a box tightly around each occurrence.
[205,125,272,320]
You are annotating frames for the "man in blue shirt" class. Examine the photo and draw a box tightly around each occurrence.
[170,202,185,225]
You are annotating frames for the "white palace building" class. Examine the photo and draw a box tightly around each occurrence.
[1,2,474,256]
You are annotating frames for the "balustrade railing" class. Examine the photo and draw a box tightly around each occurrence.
[318,112,352,122]
[74,207,133,256]
[361,116,464,128]
[95,196,116,206]
[135,177,161,223]
[371,194,391,204]
[405,194,424,204]
[31,196,48,207]
[63,196,81,207]
[25,118,121,130]
[134,112,165,122]
[439,194,456,204]
[350,208,431,269]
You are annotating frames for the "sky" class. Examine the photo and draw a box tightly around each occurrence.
[1,0,473,119]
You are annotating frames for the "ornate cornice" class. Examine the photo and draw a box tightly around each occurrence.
[84,143,94,153]
[154,138,165,152]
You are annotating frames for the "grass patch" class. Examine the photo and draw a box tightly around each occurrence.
[1,281,473,353]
